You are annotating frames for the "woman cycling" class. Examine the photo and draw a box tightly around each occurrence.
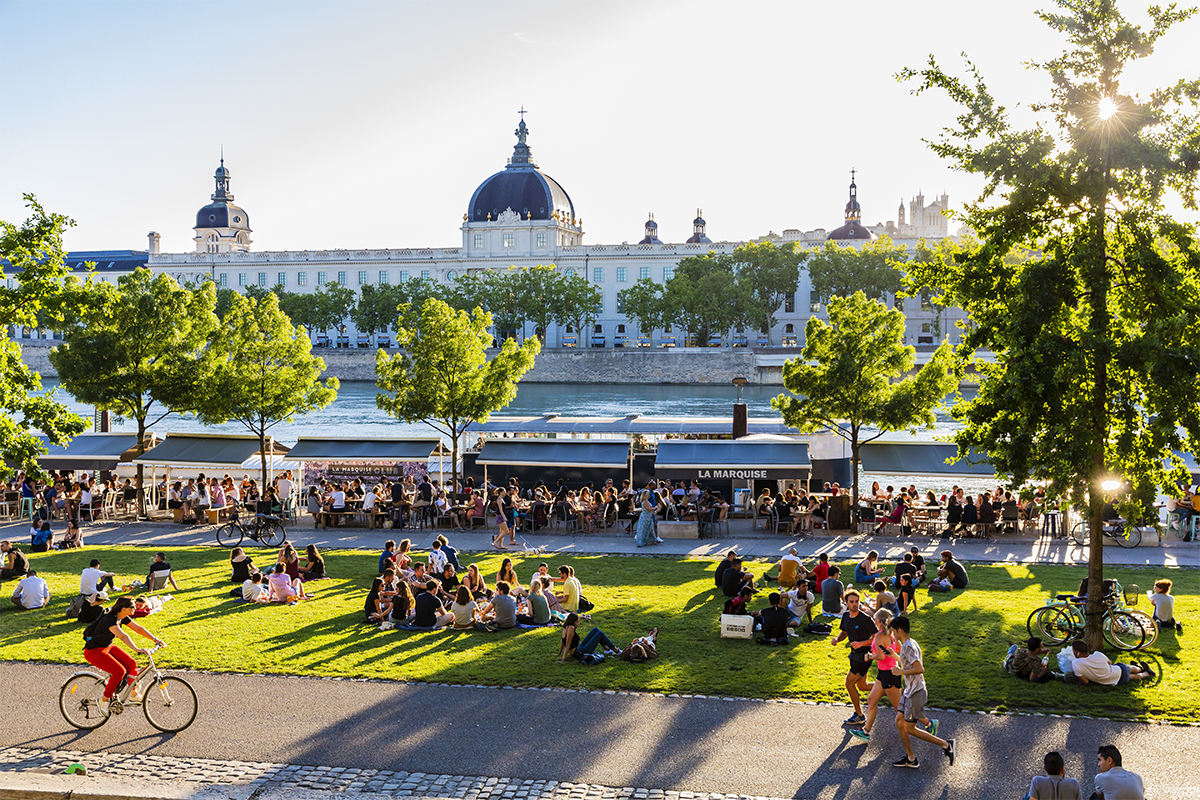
[83,596,165,712]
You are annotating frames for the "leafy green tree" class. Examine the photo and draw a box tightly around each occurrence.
[667,255,751,345]
[376,297,540,492]
[617,279,666,341]
[274,288,319,338]
[351,284,402,347]
[50,269,220,515]
[478,269,526,342]
[806,235,908,304]
[313,281,356,345]
[556,270,604,346]
[515,265,562,343]
[0,196,87,476]
[197,292,338,489]
[900,0,1200,649]
[214,287,238,321]
[731,241,805,345]
[772,291,956,518]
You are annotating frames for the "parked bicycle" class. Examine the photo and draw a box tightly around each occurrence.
[59,645,197,732]
[215,507,287,548]
[1026,588,1152,651]
[1068,517,1141,548]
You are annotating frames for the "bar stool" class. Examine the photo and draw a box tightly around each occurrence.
[19,497,36,522]
[1041,510,1060,539]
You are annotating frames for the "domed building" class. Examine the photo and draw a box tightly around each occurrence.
[461,117,584,254]
[193,158,252,254]
[827,170,873,242]
[685,210,711,244]
[638,214,662,245]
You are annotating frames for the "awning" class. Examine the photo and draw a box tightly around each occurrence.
[476,439,632,468]
[38,433,148,471]
[286,438,441,463]
[859,442,993,476]
[465,415,796,436]
[133,434,290,469]
[654,440,810,480]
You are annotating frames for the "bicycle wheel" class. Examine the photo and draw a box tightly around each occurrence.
[1035,606,1078,646]
[1070,519,1090,542]
[60,672,110,730]
[1125,609,1159,649]
[1115,526,1141,548]
[142,676,198,732]
[215,522,244,548]
[1103,611,1146,651]
[258,520,287,548]
[1026,607,1050,639]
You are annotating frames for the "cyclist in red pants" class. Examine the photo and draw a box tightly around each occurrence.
[82,596,165,712]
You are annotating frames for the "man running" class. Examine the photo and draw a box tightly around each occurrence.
[889,615,955,769]
[830,588,877,726]
[82,596,165,713]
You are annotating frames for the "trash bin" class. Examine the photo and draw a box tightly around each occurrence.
[828,494,851,531]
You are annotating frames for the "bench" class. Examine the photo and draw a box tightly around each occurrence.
[206,505,231,525]
[321,509,387,528]
[656,521,698,539]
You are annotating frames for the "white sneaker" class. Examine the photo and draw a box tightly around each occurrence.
[655,537,664,543]
[97,698,111,715]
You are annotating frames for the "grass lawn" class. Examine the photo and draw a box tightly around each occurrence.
[1,545,1195,722]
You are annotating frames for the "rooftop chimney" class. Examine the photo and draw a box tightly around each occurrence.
[148,231,161,255]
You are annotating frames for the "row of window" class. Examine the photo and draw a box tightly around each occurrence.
[217,269,435,289]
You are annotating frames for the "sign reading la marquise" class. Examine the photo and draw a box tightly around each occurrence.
[698,468,767,479]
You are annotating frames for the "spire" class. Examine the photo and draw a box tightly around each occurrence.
[509,109,536,168]
[844,169,861,223]
[212,154,233,202]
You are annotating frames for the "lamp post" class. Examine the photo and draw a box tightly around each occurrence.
[731,376,749,439]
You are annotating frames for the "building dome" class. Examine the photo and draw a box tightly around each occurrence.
[828,171,873,242]
[467,118,575,223]
[195,159,250,231]
[686,208,711,244]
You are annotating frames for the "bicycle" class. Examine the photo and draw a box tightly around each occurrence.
[1026,590,1149,651]
[59,645,197,732]
[215,507,287,548]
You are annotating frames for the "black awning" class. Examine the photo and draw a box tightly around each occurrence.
[654,440,810,480]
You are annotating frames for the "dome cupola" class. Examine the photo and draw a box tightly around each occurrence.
[685,209,711,244]
[467,114,575,224]
[639,213,662,245]
[828,169,873,241]
[193,155,252,254]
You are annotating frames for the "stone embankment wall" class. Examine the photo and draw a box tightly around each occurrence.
[20,341,780,385]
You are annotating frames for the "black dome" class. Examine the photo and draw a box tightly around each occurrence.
[196,202,250,230]
[827,221,873,241]
[468,168,574,222]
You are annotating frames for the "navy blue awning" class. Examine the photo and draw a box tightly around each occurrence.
[476,439,632,468]
[654,440,810,480]
[38,433,145,471]
[859,442,993,476]
[286,438,441,462]
[133,435,289,468]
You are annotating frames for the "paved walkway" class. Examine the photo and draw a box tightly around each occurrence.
[1,662,1197,800]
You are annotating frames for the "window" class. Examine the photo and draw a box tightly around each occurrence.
[921,322,932,333]
[298,272,307,286]
[616,267,627,282]
[663,266,675,281]
[275,272,285,287]
[785,324,795,333]
[421,270,430,279]
[920,289,933,311]
[639,266,650,280]
[358,271,368,285]
[379,270,388,284]
[473,234,483,249]
[616,293,625,314]
[258,272,267,287]
[594,324,602,333]
[785,292,795,313]
[447,270,458,281]
[537,232,546,247]
[894,295,904,311]
[238,273,247,287]
[809,290,821,313]
[617,324,626,333]
[338,271,347,286]
[565,268,575,277]
[503,233,514,248]
[664,325,673,333]
[593,267,603,282]
[219,273,227,287]
[399,270,410,281]
[317,272,327,285]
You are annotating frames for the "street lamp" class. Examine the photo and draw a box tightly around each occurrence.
[732,376,749,404]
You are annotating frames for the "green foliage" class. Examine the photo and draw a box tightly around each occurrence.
[196,292,338,487]
[50,268,220,512]
[729,241,805,343]
[0,196,87,476]
[668,253,751,345]
[617,278,666,337]
[213,287,237,321]
[554,270,603,343]
[772,291,956,511]
[900,0,1200,646]
[806,235,907,304]
[350,284,403,345]
[376,297,539,490]
[312,281,357,336]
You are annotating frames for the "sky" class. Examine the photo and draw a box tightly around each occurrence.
[2,0,1197,254]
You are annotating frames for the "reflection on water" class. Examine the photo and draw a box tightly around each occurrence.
[36,379,972,447]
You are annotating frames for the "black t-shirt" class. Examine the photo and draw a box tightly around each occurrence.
[944,559,968,588]
[391,483,405,504]
[962,503,978,523]
[840,611,878,661]
[9,550,29,575]
[911,553,925,572]
[418,483,433,502]
[438,573,460,593]
[413,592,442,627]
[894,562,917,583]
[946,498,962,523]
[365,589,380,620]
[715,559,734,588]
[84,612,129,650]
[149,560,171,574]
[79,602,105,624]
[760,606,791,640]
[231,558,255,583]
[720,564,745,597]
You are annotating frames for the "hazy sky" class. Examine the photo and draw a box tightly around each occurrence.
[2,0,1197,254]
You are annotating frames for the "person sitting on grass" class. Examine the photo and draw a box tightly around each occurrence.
[764,547,811,589]
[145,552,180,591]
[1012,637,1053,683]
[517,579,552,626]
[299,544,326,580]
[557,612,620,663]
[1148,579,1180,634]
[30,521,53,553]
[896,572,917,614]
[721,560,756,599]
[724,586,759,620]
[868,580,900,616]
[412,579,454,629]
[365,577,391,622]
[463,563,491,600]
[555,565,583,613]
[714,550,740,588]
[79,591,108,623]
[436,535,462,571]
[58,519,83,550]
[1070,639,1153,686]
[539,576,566,616]
[855,551,884,585]
[928,550,968,593]
[378,540,397,575]
[267,562,309,603]
[405,562,434,592]
[0,542,30,581]
[758,592,793,645]
[821,565,845,615]
[11,569,49,610]
[231,547,259,584]
[242,573,270,604]
[387,582,416,625]
[479,580,518,630]
[1023,750,1081,800]
[449,585,481,629]
[783,581,816,626]
[892,552,919,589]
[618,627,659,662]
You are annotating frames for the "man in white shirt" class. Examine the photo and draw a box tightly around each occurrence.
[12,570,50,609]
[1070,640,1153,686]
[80,559,116,595]
[1093,745,1145,800]
[277,473,294,506]
[783,585,815,625]
[242,574,270,603]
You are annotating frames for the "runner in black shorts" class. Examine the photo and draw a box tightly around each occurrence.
[830,589,877,726]
[849,608,902,744]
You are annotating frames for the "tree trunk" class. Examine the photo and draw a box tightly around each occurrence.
[259,430,269,504]
[135,417,147,519]
[850,430,860,529]
[451,425,460,502]
[1084,189,1110,653]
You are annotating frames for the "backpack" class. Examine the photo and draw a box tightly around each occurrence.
[580,652,605,665]
[65,595,87,620]
[1003,643,1021,675]
[803,621,833,636]
[82,614,107,643]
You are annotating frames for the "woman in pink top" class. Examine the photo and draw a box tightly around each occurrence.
[849,609,905,744]
[267,563,309,602]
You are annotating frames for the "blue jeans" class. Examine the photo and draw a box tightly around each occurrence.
[576,627,617,657]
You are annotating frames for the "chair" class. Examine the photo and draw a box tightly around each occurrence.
[78,498,97,524]
[148,570,172,592]
[19,497,36,522]
[555,503,580,534]
[999,506,1020,535]
[99,491,118,521]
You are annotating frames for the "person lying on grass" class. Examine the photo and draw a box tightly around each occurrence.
[619,627,659,662]
[1070,640,1153,686]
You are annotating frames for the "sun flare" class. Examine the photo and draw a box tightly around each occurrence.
[1098,97,1118,120]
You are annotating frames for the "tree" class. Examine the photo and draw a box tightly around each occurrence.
[376,297,540,493]
[667,254,751,345]
[772,292,956,520]
[899,0,1200,649]
[274,288,318,338]
[556,270,603,345]
[50,268,220,516]
[476,269,526,342]
[214,287,238,321]
[351,284,402,347]
[617,279,666,340]
[197,292,338,489]
[730,241,805,344]
[515,265,562,343]
[0,196,87,476]
[313,281,356,345]
[806,236,908,304]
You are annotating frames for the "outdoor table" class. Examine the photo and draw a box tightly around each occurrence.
[907,505,942,534]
